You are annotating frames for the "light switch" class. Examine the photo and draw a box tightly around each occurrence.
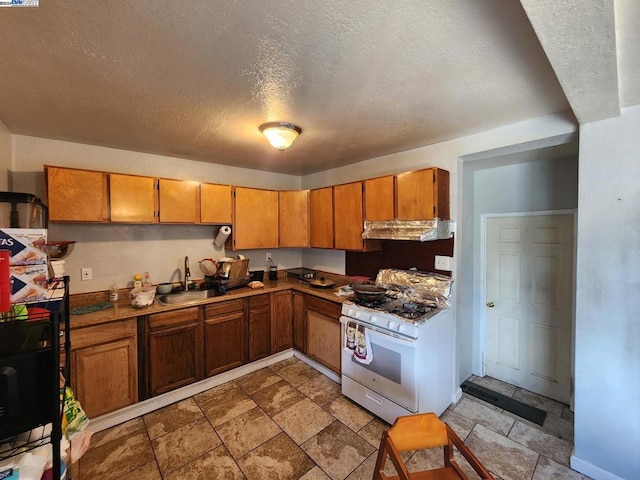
[434,255,453,271]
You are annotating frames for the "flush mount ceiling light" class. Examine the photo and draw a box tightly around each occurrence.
[259,122,302,152]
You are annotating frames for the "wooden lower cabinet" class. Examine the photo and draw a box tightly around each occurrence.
[146,307,203,397]
[248,294,271,361]
[70,318,138,418]
[292,291,306,353]
[270,290,293,353]
[305,296,342,374]
[204,299,247,377]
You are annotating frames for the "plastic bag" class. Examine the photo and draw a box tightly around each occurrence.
[130,286,156,308]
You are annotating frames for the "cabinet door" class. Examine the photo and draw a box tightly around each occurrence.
[158,178,200,223]
[279,190,309,248]
[292,290,306,353]
[204,300,247,377]
[364,176,395,221]
[305,297,342,374]
[309,187,333,248]
[248,294,271,361]
[70,318,137,418]
[110,173,157,223]
[271,290,293,353]
[201,183,232,224]
[334,182,365,251]
[148,307,203,396]
[233,187,279,249]
[45,166,108,222]
[396,168,450,220]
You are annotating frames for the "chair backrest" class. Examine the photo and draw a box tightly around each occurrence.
[373,413,495,480]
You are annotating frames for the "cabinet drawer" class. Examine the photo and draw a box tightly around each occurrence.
[249,294,269,309]
[149,307,199,330]
[205,299,245,317]
[71,318,136,350]
[305,296,341,319]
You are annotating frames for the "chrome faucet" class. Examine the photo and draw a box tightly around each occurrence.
[184,256,191,290]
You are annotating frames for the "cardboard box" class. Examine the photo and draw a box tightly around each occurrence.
[0,228,47,266]
[10,263,49,304]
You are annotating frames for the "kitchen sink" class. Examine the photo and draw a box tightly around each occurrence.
[156,290,221,305]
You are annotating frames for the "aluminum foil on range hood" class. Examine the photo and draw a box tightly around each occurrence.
[361,219,452,242]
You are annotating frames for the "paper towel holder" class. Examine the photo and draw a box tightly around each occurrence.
[214,225,232,248]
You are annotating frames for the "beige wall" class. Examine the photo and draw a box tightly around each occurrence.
[10,135,303,293]
[9,112,579,298]
[0,120,11,190]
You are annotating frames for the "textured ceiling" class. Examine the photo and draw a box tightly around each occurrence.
[0,1,632,175]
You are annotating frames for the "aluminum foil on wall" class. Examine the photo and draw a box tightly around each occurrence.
[376,268,453,308]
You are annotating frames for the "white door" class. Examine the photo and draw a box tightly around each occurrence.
[485,214,573,403]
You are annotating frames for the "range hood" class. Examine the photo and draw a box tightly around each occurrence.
[361,219,453,242]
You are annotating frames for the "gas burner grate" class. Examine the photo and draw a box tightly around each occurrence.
[388,301,433,319]
[353,297,390,311]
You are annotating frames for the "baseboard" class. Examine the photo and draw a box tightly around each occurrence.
[293,351,341,384]
[89,349,295,433]
[570,454,627,480]
[452,386,462,405]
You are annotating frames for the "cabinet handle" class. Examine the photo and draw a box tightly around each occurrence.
[486,302,495,308]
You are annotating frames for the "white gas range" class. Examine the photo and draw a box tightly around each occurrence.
[340,290,456,424]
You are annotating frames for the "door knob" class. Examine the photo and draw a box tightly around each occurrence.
[486,302,495,308]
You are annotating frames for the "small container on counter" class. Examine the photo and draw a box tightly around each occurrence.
[268,266,278,281]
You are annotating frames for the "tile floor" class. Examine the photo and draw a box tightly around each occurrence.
[77,358,591,480]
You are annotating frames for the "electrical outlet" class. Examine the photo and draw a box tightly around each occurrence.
[81,267,92,281]
[434,255,453,271]
[266,252,272,262]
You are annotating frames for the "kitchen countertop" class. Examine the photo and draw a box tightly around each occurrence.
[68,275,353,329]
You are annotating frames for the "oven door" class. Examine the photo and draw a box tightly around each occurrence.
[340,316,417,411]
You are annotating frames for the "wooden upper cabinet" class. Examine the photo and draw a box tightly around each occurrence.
[45,166,108,222]
[200,183,232,224]
[364,176,395,221]
[333,181,365,251]
[279,190,309,248]
[309,187,333,248]
[396,167,450,220]
[233,187,279,249]
[158,178,200,223]
[110,173,157,223]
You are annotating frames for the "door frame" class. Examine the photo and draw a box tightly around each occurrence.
[479,209,577,407]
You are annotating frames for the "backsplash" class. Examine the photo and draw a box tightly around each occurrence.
[345,236,454,279]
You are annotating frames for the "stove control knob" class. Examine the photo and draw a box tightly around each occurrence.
[346,308,355,317]
[398,324,406,333]
[354,311,362,319]
[370,316,379,323]
[388,321,396,330]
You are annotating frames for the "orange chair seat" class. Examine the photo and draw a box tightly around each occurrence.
[373,413,494,480]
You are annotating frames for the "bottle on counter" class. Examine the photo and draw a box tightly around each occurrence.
[133,273,142,292]
[109,284,119,303]
[143,271,152,287]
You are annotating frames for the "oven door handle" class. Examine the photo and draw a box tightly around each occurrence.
[340,316,416,346]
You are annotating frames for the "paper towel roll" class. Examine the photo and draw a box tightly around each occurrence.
[214,226,231,247]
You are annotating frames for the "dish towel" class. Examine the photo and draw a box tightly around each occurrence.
[345,321,358,351]
[70,302,113,315]
[353,324,373,365]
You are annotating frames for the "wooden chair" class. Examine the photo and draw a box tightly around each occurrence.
[373,413,494,480]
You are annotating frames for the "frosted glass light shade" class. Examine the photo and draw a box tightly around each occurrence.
[259,122,302,151]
